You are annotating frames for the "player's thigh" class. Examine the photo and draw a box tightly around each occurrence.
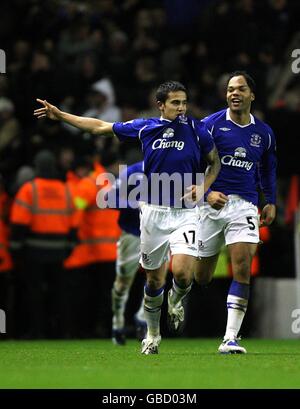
[169,209,198,259]
[172,254,197,283]
[228,242,258,267]
[144,261,169,289]
[194,254,220,285]
[228,242,258,283]
[224,203,259,247]
[197,207,225,258]
[139,206,170,270]
[116,232,140,279]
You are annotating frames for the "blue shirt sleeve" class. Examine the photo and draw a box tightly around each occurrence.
[113,119,148,142]
[195,121,215,155]
[259,125,277,205]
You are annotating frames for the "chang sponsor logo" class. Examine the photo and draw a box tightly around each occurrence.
[152,139,184,151]
[221,148,253,171]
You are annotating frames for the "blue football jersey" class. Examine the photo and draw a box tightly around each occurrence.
[113,115,214,206]
[201,108,277,205]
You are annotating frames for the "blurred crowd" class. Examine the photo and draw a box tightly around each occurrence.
[0,0,299,338]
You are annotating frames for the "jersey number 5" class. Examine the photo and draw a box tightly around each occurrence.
[183,230,196,244]
[246,216,255,230]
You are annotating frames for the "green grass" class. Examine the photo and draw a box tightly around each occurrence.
[0,339,300,389]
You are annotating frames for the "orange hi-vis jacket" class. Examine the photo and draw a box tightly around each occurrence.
[0,191,13,272]
[64,166,121,269]
[10,178,76,262]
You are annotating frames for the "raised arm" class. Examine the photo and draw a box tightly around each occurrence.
[33,99,113,135]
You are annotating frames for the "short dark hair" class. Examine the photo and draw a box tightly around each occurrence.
[227,70,256,93]
[156,81,187,103]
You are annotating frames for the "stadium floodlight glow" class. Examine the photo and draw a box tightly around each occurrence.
[0,49,6,73]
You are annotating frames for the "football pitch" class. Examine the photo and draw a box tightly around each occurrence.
[0,338,299,389]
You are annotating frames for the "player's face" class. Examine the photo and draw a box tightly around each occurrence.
[226,76,254,113]
[158,91,187,120]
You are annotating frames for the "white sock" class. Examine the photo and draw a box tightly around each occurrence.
[144,288,164,338]
[169,279,192,306]
[135,300,145,323]
[225,294,248,339]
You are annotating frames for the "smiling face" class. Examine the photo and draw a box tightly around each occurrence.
[158,91,187,121]
[226,75,255,114]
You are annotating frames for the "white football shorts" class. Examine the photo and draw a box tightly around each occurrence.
[139,203,199,270]
[198,195,259,257]
[116,230,141,278]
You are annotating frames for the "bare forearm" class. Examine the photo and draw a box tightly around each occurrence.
[59,111,113,134]
[204,147,221,192]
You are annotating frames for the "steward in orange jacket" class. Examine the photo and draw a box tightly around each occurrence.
[9,150,78,338]
[63,161,121,338]
[10,152,77,262]
[64,162,120,269]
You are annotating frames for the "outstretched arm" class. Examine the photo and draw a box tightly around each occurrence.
[33,99,114,135]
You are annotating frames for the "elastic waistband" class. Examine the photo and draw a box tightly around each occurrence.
[227,194,242,200]
[142,202,197,212]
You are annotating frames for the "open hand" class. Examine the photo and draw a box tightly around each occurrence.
[33,99,61,120]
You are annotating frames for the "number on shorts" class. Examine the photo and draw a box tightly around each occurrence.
[246,216,255,230]
[183,230,196,244]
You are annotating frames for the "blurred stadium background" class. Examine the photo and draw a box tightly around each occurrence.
[0,0,300,346]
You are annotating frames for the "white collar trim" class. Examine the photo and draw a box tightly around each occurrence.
[226,108,255,127]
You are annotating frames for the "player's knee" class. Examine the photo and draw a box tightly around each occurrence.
[173,273,192,288]
[194,274,213,286]
[146,276,165,290]
[232,259,251,282]
[194,264,214,285]
[233,270,250,283]
[233,257,250,273]
[114,276,132,293]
